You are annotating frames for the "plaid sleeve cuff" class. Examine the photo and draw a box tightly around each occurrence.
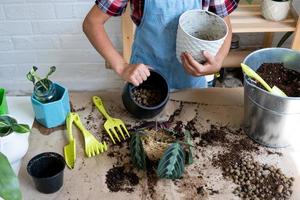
[95,0,128,17]
[209,0,239,17]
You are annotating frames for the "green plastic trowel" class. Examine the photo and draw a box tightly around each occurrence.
[64,113,76,169]
[241,63,287,97]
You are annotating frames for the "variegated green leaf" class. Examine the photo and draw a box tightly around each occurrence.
[157,142,185,179]
[130,131,146,170]
[12,124,30,134]
[0,152,22,200]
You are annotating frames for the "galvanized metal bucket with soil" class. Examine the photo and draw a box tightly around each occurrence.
[243,48,300,148]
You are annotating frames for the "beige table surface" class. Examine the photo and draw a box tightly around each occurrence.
[19,88,300,200]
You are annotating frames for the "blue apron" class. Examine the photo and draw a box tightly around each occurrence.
[130,0,207,90]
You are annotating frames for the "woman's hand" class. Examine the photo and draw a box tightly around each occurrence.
[180,51,222,76]
[118,63,151,86]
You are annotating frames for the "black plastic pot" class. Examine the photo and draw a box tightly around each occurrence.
[122,70,170,119]
[27,152,65,194]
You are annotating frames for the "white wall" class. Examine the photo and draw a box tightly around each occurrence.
[0,0,298,94]
[0,0,124,95]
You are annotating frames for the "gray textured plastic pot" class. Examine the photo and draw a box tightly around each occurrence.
[243,48,300,148]
[122,70,169,119]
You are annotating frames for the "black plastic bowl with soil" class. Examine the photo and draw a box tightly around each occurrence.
[255,63,300,97]
[122,70,169,119]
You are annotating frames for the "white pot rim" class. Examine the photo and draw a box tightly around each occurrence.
[178,9,229,43]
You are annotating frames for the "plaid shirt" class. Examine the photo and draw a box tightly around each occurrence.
[95,0,239,25]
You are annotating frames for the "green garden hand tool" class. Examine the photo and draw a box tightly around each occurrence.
[64,112,76,169]
[92,96,130,144]
[72,112,107,157]
[241,63,287,97]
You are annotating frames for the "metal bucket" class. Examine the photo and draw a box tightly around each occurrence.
[243,48,300,148]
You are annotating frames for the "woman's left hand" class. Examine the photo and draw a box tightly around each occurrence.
[180,51,222,76]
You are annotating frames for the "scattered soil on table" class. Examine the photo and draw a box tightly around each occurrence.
[145,159,159,199]
[105,165,139,193]
[256,63,300,97]
[223,156,294,200]
[198,125,230,147]
[212,134,294,200]
[131,87,162,107]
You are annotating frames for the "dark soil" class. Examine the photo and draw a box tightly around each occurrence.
[105,165,139,193]
[212,134,294,200]
[256,63,300,97]
[198,125,230,147]
[131,87,162,107]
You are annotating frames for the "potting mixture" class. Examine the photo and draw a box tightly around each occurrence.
[79,95,294,199]
[256,63,300,97]
[131,87,162,107]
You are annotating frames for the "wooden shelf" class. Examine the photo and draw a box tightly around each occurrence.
[223,48,257,68]
[231,4,297,33]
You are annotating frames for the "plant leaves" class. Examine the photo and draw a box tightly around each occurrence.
[184,130,193,165]
[246,0,253,4]
[0,127,12,137]
[12,124,30,134]
[26,72,35,83]
[0,152,22,200]
[157,142,185,179]
[130,131,147,170]
[0,116,29,136]
[46,66,56,79]
[0,116,17,126]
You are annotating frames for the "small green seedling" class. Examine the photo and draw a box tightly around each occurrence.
[26,66,56,91]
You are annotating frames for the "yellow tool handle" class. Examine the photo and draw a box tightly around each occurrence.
[66,112,75,142]
[72,113,89,135]
[92,96,112,120]
[241,63,272,92]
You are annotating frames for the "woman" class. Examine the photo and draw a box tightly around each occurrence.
[83,0,239,89]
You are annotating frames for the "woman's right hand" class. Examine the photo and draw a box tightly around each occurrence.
[118,63,151,86]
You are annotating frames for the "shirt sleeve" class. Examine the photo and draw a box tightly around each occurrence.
[95,0,129,16]
[209,0,239,17]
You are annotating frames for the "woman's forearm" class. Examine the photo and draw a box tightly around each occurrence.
[83,5,126,75]
[215,16,232,66]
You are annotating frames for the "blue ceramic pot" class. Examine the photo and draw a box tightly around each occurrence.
[31,83,70,128]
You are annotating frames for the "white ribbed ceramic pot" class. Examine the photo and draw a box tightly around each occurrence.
[176,10,228,64]
[261,0,290,21]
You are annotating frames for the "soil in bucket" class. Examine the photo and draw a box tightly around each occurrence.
[256,63,300,97]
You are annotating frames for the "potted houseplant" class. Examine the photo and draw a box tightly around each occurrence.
[130,126,193,179]
[27,66,70,128]
[0,152,22,200]
[0,115,30,175]
[247,0,291,21]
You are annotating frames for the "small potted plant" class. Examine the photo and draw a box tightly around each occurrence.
[0,115,30,174]
[130,127,193,179]
[27,66,70,128]
[0,152,22,200]
[247,0,291,21]
[0,88,8,115]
